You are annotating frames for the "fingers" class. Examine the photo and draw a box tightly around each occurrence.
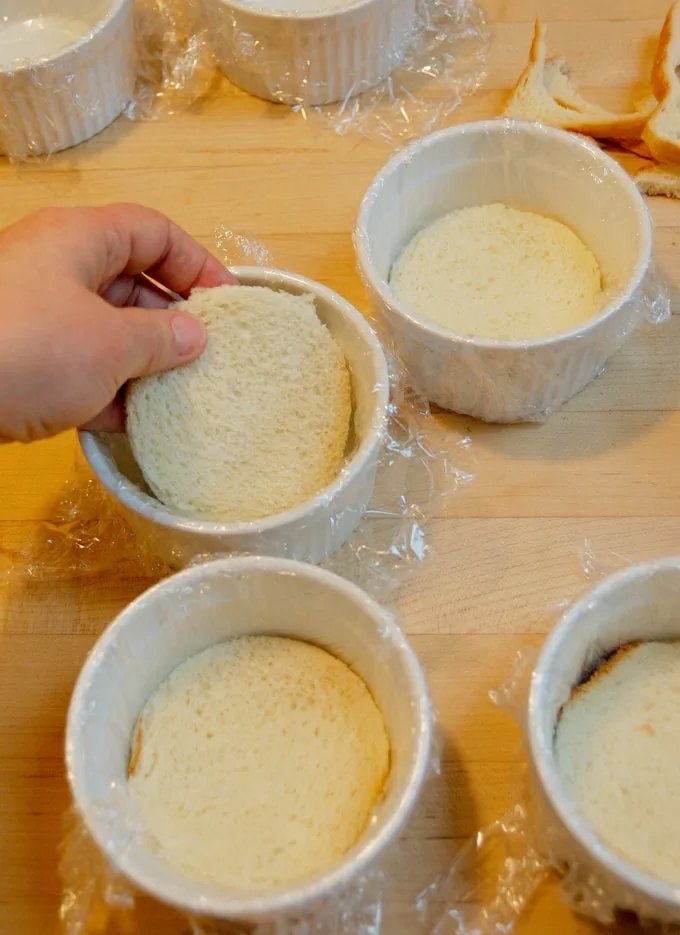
[97,204,238,296]
[100,297,208,383]
[103,274,174,309]
[0,205,238,301]
[81,397,125,433]
[82,299,207,434]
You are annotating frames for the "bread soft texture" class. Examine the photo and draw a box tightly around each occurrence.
[643,2,680,164]
[126,285,351,522]
[555,640,680,887]
[389,203,603,341]
[128,635,390,892]
[503,21,655,140]
[635,161,680,197]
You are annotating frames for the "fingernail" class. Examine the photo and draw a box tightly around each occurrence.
[172,314,206,357]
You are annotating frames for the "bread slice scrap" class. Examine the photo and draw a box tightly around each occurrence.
[606,138,654,159]
[635,161,680,197]
[643,1,680,164]
[504,20,655,141]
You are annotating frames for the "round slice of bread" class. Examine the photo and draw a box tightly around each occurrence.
[126,285,352,521]
[128,635,390,892]
[389,203,603,341]
[555,640,680,887]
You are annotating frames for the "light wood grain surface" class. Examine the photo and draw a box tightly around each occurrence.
[0,3,678,933]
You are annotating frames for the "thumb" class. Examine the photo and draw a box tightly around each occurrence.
[113,305,207,380]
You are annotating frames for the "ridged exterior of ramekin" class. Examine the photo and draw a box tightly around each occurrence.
[0,0,136,158]
[364,284,642,423]
[79,266,390,570]
[199,0,416,106]
[529,559,680,924]
[85,442,381,569]
[355,120,653,423]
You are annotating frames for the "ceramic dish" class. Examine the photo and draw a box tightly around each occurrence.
[199,0,416,106]
[0,0,136,157]
[66,556,433,924]
[529,558,680,925]
[80,266,390,569]
[355,118,653,423]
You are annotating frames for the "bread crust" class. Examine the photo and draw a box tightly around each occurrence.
[635,162,680,198]
[557,641,643,723]
[643,2,680,164]
[504,20,655,141]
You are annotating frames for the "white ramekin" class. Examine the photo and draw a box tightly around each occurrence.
[66,556,432,925]
[0,0,136,158]
[199,0,416,106]
[355,119,653,423]
[80,266,390,569]
[529,558,680,925]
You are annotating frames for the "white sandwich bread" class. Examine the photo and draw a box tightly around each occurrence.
[635,161,680,197]
[126,285,352,522]
[389,203,603,342]
[503,21,655,141]
[643,1,680,165]
[503,10,680,198]
[128,635,390,891]
[555,640,680,888]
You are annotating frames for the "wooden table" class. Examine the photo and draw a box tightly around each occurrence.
[0,1,678,932]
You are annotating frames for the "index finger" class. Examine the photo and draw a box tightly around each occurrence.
[96,203,237,296]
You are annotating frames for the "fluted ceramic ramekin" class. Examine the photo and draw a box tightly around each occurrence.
[355,119,653,423]
[0,0,136,158]
[199,0,416,106]
[80,267,390,569]
[530,559,680,925]
[66,557,433,926]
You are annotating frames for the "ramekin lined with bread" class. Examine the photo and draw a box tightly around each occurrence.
[504,4,680,198]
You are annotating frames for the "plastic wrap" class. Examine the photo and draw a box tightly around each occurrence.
[201,0,489,146]
[124,0,216,120]
[0,0,214,162]
[428,546,680,933]
[16,228,473,599]
[61,555,439,934]
[355,118,672,424]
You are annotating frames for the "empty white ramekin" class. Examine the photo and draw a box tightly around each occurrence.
[0,0,136,158]
[199,0,416,106]
[80,267,389,569]
[355,119,653,423]
[529,558,680,925]
[66,556,433,924]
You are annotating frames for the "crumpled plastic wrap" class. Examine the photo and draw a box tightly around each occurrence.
[125,0,217,120]
[60,555,440,934]
[14,227,473,600]
[0,0,215,162]
[202,0,489,147]
[354,118,672,423]
[426,544,680,933]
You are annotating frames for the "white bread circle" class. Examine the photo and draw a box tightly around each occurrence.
[555,641,680,887]
[128,635,390,891]
[389,203,603,341]
[126,285,352,521]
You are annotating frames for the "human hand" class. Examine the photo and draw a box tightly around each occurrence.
[0,203,236,443]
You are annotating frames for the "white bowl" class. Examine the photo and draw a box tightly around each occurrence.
[529,558,680,925]
[66,556,432,924]
[355,119,653,423]
[199,0,416,107]
[80,266,390,569]
[0,0,136,158]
